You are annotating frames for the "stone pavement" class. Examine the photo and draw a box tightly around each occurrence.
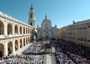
[44,54,56,64]
[14,43,32,55]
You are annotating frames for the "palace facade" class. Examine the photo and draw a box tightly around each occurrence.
[61,20,90,47]
[0,5,35,57]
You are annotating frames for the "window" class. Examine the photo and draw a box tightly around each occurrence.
[30,14,32,18]
[31,22,32,26]
[84,27,86,30]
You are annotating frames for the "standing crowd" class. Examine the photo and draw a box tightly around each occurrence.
[23,41,46,55]
[55,51,75,64]
[58,40,90,64]
[0,42,45,64]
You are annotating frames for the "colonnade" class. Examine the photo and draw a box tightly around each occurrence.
[0,12,33,57]
[0,20,31,36]
[0,36,31,57]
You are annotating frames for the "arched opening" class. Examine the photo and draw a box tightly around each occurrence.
[26,38,28,44]
[23,38,25,46]
[20,39,22,48]
[28,37,29,43]
[23,27,25,34]
[20,26,22,34]
[7,23,12,35]
[15,25,18,34]
[15,40,18,51]
[29,29,31,33]
[28,28,29,33]
[26,28,27,34]
[0,21,4,35]
[27,28,29,33]
[0,44,4,58]
[28,37,31,43]
[31,22,32,26]
[8,42,13,55]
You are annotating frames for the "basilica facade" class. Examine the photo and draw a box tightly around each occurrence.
[37,16,57,40]
[0,5,35,57]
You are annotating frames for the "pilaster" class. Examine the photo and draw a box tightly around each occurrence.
[4,41,8,56]
[4,21,7,36]
[12,40,15,54]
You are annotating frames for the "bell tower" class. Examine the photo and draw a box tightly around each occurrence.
[28,4,36,27]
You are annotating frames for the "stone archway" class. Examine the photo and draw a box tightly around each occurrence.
[15,40,18,51]
[20,39,22,48]
[26,28,27,34]
[0,43,4,58]
[28,37,29,43]
[0,21,4,35]
[23,27,25,34]
[8,41,13,55]
[20,26,22,34]
[26,38,28,44]
[15,25,18,34]
[28,37,31,43]
[23,38,25,46]
[7,23,12,35]
[28,28,29,33]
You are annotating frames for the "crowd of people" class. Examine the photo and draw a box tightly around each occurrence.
[55,51,75,64]
[23,42,46,55]
[57,40,90,64]
[1,54,44,64]
[1,40,90,64]
[0,42,45,64]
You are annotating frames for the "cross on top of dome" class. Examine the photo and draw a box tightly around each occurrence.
[45,15,47,19]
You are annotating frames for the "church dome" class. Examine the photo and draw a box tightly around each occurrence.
[41,15,51,27]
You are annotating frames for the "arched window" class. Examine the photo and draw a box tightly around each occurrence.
[23,38,25,46]
[20,26,22,34]
[15,40,18,50]
[7,23,12,35]
[15,25,18,34]
[30,14,32,18]
[31,22,32,26]
[8,41,13,54]
[0,44,4,57]
[20,39,22,48]
[23,27,25,34]
[0,21,4,35]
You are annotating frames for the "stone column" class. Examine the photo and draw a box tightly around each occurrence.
[12,40,15,54]
[22,27,23,35]
[25,38,26,45]
[4,41,8,56]
[12,23,15,36]
[4,22,7,36]
[18,39,20,50]
[18,25,20,35]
